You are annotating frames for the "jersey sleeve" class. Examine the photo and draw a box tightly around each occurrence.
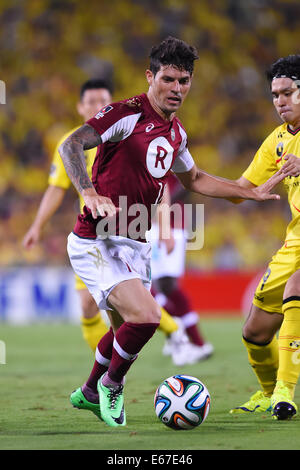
[172,147,195,173]
[242,131,278,186]
[48,129,77,189]
[87,100,142,144]
[171,121,195,173]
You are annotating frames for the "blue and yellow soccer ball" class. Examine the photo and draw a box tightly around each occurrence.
[154,374,210,430]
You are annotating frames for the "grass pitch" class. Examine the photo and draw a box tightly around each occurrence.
[0,317,299,451]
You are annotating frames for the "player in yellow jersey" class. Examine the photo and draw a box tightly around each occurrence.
[23,78,186,361]
[229,55,300,420]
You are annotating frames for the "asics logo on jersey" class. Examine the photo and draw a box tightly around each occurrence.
[145,123,155,133]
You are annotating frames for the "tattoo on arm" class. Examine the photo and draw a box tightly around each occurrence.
[58,124,102,193]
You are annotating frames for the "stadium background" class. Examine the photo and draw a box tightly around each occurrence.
[1,0,299,322]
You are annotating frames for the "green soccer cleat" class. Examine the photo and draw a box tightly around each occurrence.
[97,374,126,427]
[271,381,298,420]
[70,387,102,421]
[229,390,272,414]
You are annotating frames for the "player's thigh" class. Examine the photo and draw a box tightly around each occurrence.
[252,244,300,314]
[243,304,283,344]
[283,268,300,299]
[108,278,161,324]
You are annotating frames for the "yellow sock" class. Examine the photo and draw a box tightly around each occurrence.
[277,298,300,399]
[157,307,178,336]
[242,335,279,397]
[81,312,109,352]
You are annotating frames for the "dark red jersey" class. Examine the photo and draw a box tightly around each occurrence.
[73,93,194,240]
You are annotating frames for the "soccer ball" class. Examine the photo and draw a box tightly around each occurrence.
[154,374,210,430]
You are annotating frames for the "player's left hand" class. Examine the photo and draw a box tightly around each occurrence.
[251,168,286,201]
[280,154,300,177]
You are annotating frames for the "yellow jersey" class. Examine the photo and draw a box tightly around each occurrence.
[48,126,97,213]
[243,122,300,246]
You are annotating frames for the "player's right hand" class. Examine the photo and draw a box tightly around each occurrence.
[22,225,41,249]
[82,188,121,219]
[251,168,286,201]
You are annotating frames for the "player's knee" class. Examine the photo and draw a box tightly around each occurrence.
[143,304,161,324]
[152,303,162,323]
[129,303,161,324]
[242,324,273,345]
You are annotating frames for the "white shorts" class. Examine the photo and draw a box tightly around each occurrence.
[67,232,152,310]
[148,225,186,280]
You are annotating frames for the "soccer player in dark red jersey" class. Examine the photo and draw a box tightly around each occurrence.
[59,36,286,427]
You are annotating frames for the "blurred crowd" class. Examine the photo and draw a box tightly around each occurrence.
[0,0,298,270]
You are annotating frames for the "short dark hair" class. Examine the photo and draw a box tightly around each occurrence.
[266,55,300,84]
[80,79,113,99]
[149,36,199,76]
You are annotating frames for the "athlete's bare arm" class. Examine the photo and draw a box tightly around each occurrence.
[23,185,66,249]
[176,164,284,202]
[226,176,257,204]
[59,124,119,219]
[59,124,101,194]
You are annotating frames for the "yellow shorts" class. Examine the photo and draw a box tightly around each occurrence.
[253,243,300,314]
[75,273,87,291]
